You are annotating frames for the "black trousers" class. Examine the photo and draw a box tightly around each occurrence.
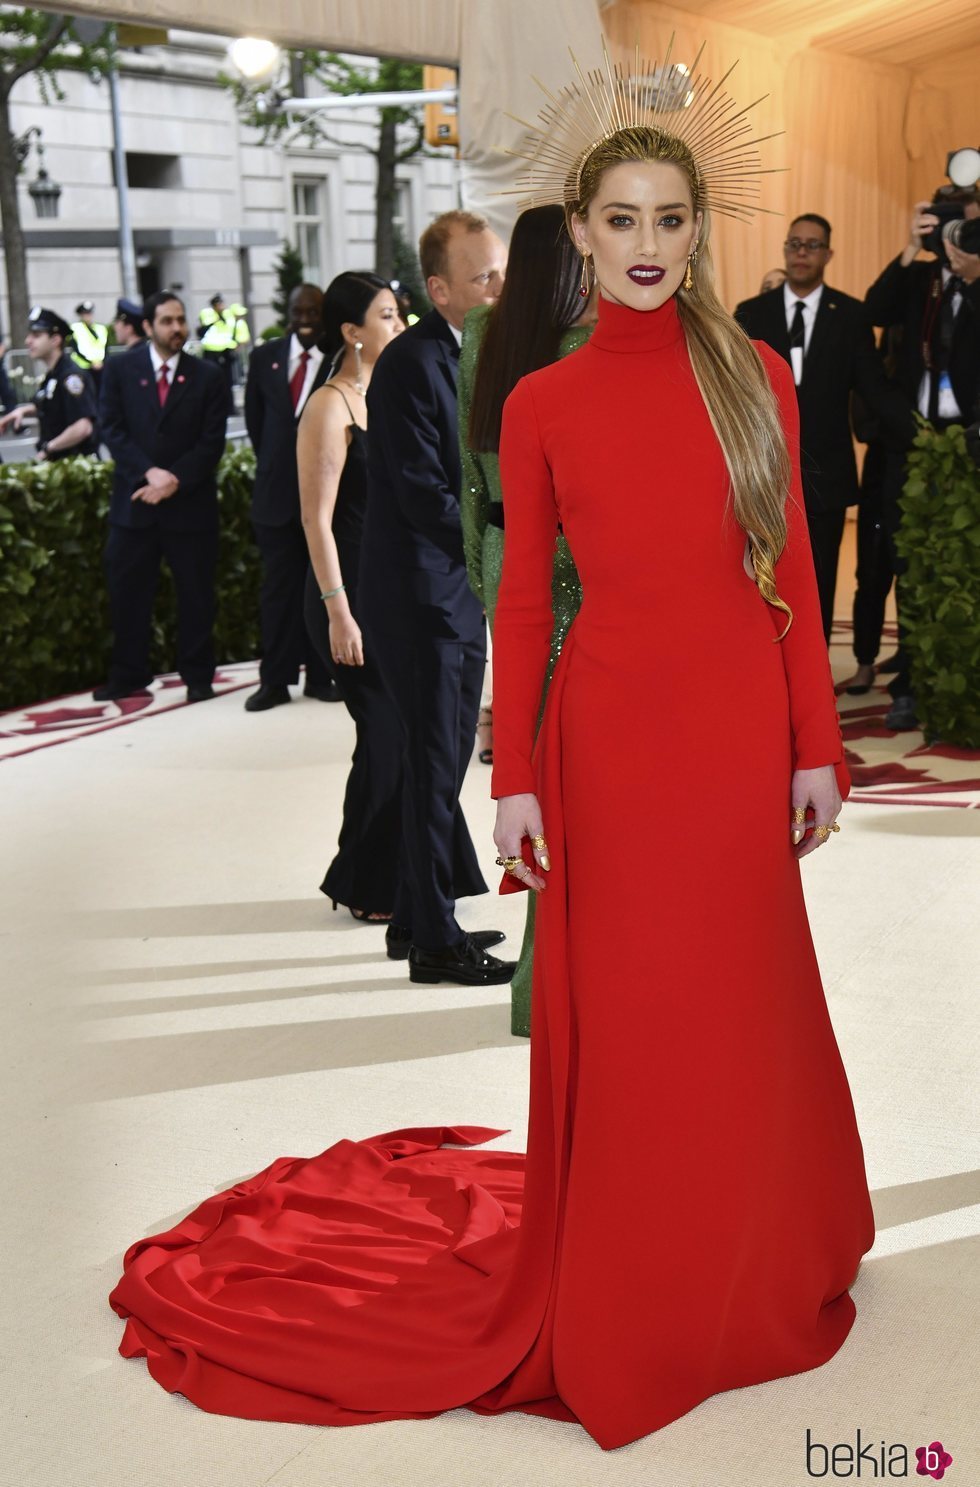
[254,519,331,689]
[303,557,401,914]
[104,523,217,689]
[365,612,488,950]
[851,443,894,666]
[805,507,847,645]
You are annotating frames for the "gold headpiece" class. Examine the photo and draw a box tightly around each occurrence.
[503,37,781,223]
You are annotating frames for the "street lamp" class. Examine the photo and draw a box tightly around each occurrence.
[17,127,62,219]
[227,36,283,84]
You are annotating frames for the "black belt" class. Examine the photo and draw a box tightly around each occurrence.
[486,501,505,530]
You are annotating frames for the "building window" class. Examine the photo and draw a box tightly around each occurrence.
[292,178,324,280]
[112,152,182,189]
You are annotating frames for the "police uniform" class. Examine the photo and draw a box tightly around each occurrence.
[29,309,99,458]
[71,300,109,378]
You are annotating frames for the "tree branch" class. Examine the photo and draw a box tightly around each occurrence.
[5,17,71,93]
[396,120,426,164]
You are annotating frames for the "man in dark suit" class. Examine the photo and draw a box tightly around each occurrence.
[95,291,229,703]
[360,209,516,987]
[243,282,337,711]
[864,188,980,728]
[735,213,911,642]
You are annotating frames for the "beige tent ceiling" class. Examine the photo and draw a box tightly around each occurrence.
[641,0,980,68]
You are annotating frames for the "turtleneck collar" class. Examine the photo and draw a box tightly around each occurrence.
[589,291,684,354]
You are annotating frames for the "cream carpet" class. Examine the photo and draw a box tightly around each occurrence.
[2,638,978,1487]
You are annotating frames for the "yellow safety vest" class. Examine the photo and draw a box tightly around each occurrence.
[70,321,109,369]
[199,305,251,351]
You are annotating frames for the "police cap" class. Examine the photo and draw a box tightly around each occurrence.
[76,300,96,314]
[28,305,72,339]
[115,297,145,328]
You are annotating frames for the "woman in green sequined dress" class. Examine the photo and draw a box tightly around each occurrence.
[459,204,594,1036]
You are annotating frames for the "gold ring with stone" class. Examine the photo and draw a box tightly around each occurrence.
[530,834,547,851]
[495,855,524,872]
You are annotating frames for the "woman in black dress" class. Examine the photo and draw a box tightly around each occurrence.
[299,272,404,920]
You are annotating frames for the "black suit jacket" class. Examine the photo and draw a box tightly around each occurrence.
[361,309,483,642]
[99,346,229,531]
[734,284,912,511]
[865,254,980,430]
[244,337,330,525]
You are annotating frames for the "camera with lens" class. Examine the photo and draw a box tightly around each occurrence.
[921,203,980,257]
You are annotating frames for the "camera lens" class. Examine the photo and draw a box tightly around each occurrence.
[942,216,980,254]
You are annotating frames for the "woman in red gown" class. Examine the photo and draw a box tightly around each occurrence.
[109,116,875,1452]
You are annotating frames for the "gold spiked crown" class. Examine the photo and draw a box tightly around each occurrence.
[503,37,782,224]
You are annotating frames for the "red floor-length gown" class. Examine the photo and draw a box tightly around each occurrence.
[110,293,875,1451]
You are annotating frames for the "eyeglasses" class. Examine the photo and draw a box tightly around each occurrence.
[784,238,829,254]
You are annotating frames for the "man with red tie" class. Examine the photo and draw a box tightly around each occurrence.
[95,292,230,703]
[243,282,337,711]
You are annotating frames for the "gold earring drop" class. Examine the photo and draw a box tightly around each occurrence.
[683,257,694,291]
[579,252,592,299]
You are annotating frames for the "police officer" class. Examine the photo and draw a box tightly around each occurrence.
[112,297,147,350]
[199,292,250,394]
[0,306,99,459]
[71,300,109,382]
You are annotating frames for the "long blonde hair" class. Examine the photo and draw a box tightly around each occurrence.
[568,125,793,636]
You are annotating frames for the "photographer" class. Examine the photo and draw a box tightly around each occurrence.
[864,185,980,729]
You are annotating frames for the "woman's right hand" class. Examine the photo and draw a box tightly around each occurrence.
[328,612,364,667]
[493,792,549,892]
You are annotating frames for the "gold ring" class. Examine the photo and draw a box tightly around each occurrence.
[792,806,807,825]
[495,855,523,872]
[530,834,547,851]
[814,823,841,841]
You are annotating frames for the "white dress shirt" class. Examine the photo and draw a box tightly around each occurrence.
[447,320,463,348]
[148,342,181,387]
[288,334,324,416]
[916,267,963,419]
[783,281,824,386]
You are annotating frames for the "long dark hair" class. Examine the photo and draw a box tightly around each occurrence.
[468,206,582,453]
[320,271,390,369]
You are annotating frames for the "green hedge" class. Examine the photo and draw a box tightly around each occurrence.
[0,445,261,712]
[896,420,980,747]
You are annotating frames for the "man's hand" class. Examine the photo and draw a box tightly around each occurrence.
[0,407,26,435]
[132,467,179,505]
[901,201,939,267]
[493,792,549,892]
[945,240,980,284]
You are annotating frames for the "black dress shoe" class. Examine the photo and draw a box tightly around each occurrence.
[245,684,291,712]
[304,681,341,702]
[186,683,215,703]
[386,924,506,961]
[884,694,919,731]
[408,934,516,986]
[93,680,152,701]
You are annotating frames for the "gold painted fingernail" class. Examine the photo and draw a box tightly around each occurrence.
[540,856,551,871]
[791,829,804,845]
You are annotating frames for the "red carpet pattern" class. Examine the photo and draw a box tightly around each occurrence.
[0,662,260,762]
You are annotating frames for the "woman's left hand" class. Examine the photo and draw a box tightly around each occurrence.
[329,613,364,667]
[791,765,842,859]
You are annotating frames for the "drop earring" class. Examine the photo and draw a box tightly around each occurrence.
[684,245,698,292]
[579,251,592,299]
[353,340,365,394]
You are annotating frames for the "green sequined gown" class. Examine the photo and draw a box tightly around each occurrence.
[459,303,591,1037]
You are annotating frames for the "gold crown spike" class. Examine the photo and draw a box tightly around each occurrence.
[502,36,782,223]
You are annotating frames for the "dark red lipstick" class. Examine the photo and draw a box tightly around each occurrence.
[626,265,666,285]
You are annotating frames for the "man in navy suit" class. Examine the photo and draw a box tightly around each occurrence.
[243,282,337,711]
[361,210,516,986]
[95,291,229,702]
[735,213,911,642]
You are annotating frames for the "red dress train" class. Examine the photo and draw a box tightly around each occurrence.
[110,293,875,1451]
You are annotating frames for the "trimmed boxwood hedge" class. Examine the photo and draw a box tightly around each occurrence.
[896,420,980,747]
[0,444,261,712]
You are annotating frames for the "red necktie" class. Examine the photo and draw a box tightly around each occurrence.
[290,350,310,412]
[157,364,170,407]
